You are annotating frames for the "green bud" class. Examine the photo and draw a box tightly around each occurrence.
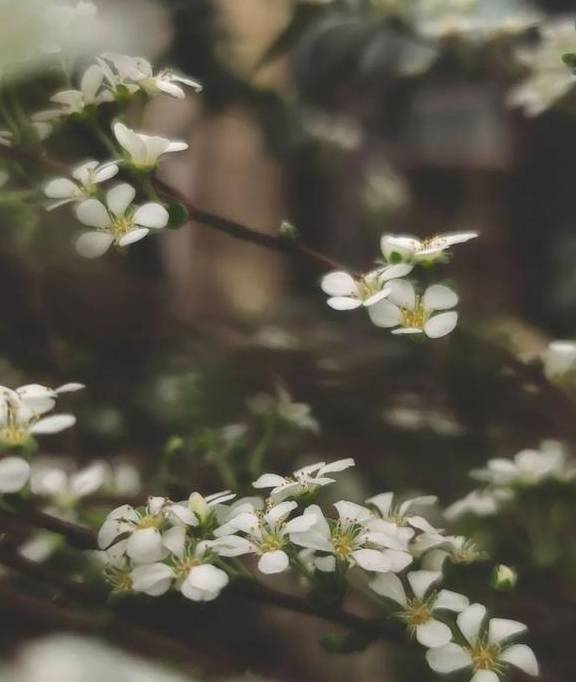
[491,564,517,591]
[280,220,298,240]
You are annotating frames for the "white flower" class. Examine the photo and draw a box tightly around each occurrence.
[113,122,188,170]
[426,603,538,681]
[165,490,236,527]
[320,264,413,310]
[30,461,108,508]
[0,382,83,447]
[248,386,319,433]
[509,18,576,116]
[97,497,170,564]
[471,440,575,487]
[422,536,486,571]
[0,456,31,493]
[99,53,202,99]
[289,501,413,573]
[253,458,355,502]
[130,527,230,602]
[444,489,507,521]
[542,340,576,380]
[74,183,169,257]
[381,231,478,264]
[366,492,439,532]
[213,500,316,574]
[38,65,113,119]
[368,280,459,338]
[44,160,119,210]
[371,570,469,647]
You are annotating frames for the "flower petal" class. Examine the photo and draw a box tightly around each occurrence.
[30,414,76,434]
[426,643,472,674]
[0,457,30,493]
[44,178,79,199]
[470,670,499,682]
[75,199,111,229]
[387,279,416,310]
[327,297,362,311]
[106,183,135,217]
[499,644,539,676]
[118,228,150,247]
[488,618,527,644]
[424,312,458,338]
[369,572,407,606]
[133,202,169,228]
[423,284,458,311]
[320,271,356,297]
[75,231,114,258]
[457,603,487,646]
[416,619,453,648]
[130,563,173,596]
[126,527,166,564]
[434,590,469,612]
[258,549,289,574]
[407,570,442,600]
[252,473,287,489]
[368,299,403,328]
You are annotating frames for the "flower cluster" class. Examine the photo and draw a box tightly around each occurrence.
[0,382,83,494]
[321,231,477,338]
[446,440,576,521]
[98,458,538,679]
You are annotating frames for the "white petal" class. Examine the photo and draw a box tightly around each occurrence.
[488,618,527,644]
[366,492,394,516]
[423,284,458,311]
[352,548,394,572]
[118,228,150,247]
[75,199,111,229]
[258,549,289,574]
[378,263,414,280]
[252,473,287,489]
[443,231,478,246]
[166,140,188,153]
[126,528,166,564]
[499,644,539,676]
[457,603,487,646]
[55,382,85,393]
[426,643,472,674]
[387,279,417,309]
[424,312,458,338]
[265,500,297,525]
[0,457,30,493]
[285,514,317,533]
[182,564,229,601]
[106,183,135,217]
[80,64,104,101]
[381,234,420,261]
[130,563,173,596]
[157,81,186,99]
[320,271,356,297]
[369,572,407,606]
[30,414,76,434]
[470,671,499,682]
[113,122,147,163]
[75,231,114,258]
[44,178,79,199]
[416,619,453,648]
[72,160,98,183]
[70,463,107,498]
[133,202,169,228]
[162,525,186,558]
[318,458,355,475]
[94,163,119,183]
[31,467,67,496]
[407,570,442,600]
[434,590,469,612]
[327,297,362,311]
[368,299,403,328]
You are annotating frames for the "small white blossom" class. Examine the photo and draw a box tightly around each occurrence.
[371,570,469,647]
[0,456,31,494]
[368,280,459,338]
[213,500,315,574]
[444,489,510,521]
[320,264,413,310]
[98,497,170,564]
[30,461,108,509]
[113,122,188,171]
[44,160,119,210]
[509,17,576,116]
[471,440,575,487]
[99,53,202,99]
[426,603,539,681]
[0,382,83,447]
[289,501,413,573]
[381,232,478,264]
[165,490,236,527]
[542,340,576,380]
[253,458,355,502]
[37,65,113,119]
[75,182,169,257]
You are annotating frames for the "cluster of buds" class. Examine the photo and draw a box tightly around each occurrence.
[98,457,538,680]
[321,232,477,338]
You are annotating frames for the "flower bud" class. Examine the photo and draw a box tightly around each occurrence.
[491,564,517,591]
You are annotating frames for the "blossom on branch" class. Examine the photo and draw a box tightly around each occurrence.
[44,160,119,210]
[320,264,412,310]
[112,122,188,171]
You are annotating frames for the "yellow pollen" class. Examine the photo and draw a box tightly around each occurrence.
[174,557,200,579]
[471,644,500,671]
[0,425,29,446]
[332,533,354,558]
[401,301,427,330]
[260,537,283,553]
[112,215,134,239]
[357,277,381,301]
[137,515,160,530]
[407,602,431,626]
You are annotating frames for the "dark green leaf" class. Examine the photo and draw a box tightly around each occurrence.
[167,202,189,229]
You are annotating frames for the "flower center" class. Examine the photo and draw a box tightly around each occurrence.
[331,531,356,558]
[104,566,132,593]
[0,425,29,445]
[401,300,427,330]
[137,514,160,530]
[356,277,382,301]
[173,557,200,579]
[470,644,501,671]
[406,601,431,626]
[112,214,134,239]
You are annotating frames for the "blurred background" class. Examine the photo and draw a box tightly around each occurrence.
[1,0,576,680]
